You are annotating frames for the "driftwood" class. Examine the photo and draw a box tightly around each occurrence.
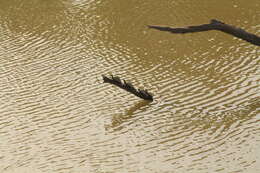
[148,19,260,46]
[102,75,153,101]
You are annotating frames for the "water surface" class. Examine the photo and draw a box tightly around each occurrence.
[0,0,259,173]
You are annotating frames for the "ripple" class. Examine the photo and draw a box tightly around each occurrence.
[1,0,260,173]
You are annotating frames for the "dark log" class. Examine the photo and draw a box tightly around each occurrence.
[102,75,153,101]
[148,19,260,46]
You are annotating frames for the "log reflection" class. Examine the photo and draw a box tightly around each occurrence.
[108,100,151,131]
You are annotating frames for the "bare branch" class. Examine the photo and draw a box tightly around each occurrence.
[148,19,260,46]
[102,75,153,101]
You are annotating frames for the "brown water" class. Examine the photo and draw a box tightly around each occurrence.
[0,0,259,173]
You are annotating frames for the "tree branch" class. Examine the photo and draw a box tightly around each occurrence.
[148,19,260,46]
[102,75,153,101]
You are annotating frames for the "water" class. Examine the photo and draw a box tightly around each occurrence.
[0,0,259,173]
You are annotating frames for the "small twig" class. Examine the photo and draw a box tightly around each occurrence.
[102,75,153,101]
[148,19,260,46]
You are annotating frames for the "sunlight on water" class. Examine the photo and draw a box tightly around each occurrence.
[0,0,259,173]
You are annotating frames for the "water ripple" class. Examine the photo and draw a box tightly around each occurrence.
[0,0,259,173]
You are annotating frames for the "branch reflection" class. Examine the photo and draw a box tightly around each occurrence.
[108,100,151,131]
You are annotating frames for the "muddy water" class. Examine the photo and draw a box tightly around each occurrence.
[0,0,259,173]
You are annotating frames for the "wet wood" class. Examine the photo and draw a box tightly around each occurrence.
[102,75,153,101]
[148,19,260,46]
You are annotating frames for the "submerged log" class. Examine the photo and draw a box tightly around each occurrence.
[148,19,260,46]
[102,75,153,101]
